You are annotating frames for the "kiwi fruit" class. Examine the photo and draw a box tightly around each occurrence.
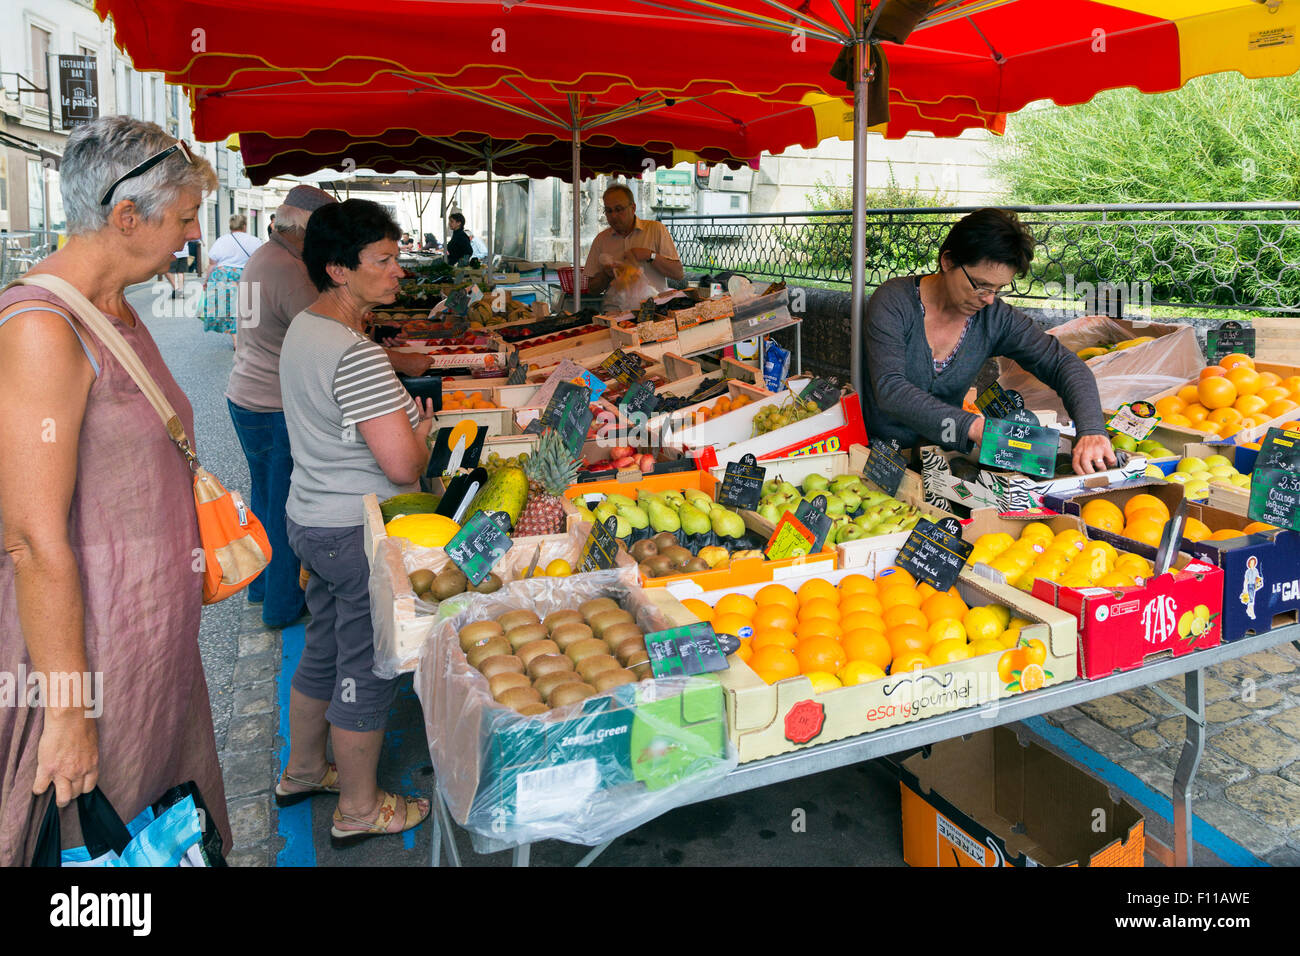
[614,636,648,664]
[588,609,634,640]
[466,636,511,670]
[601,622,642,651]
[592,669,638,693]
[497,686,543,711]
[580,598,620,621]
[549,682,597,709]
[527,653,574,680]
[550,622,595,651]
[576,654,621,683]
[629,539,658,563]
[515,703,550,717]
[488,672,533,699]
[683,556,710,573]
[534,669,584,701]
[499,609,541,633]
[544,609,584,633]
[624,648,650,669]
[478,655,524,680]
[458,620,504,652]
[416,590,435,606]
[432,566,469,600]
[504,623,549,651]
[516,638,561,667]
[469,572,502,594]
[637,562,657,579]
[567,637,611,664]
[652,531,679,551]
[645,554,674,578]
[661,546,693,570]
[408,568,436,594]
[629,660,653,681]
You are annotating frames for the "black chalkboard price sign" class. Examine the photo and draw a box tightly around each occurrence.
[537,381,593,457]
[799,377,841,411]
[618,380,660,420]
[597,348,642,386]
[578,516,622,572]
[506,361,529,386]
[794,495,833,554]
[1248,428,1300,533]
[644,622,732,678]
[863,440,907,496]
[445,511,512,586]
[1207,321,1256,363]
[975,382,1026,421]
[718,453,766,510]
[979,417,1058,478]
[897,517,973,593]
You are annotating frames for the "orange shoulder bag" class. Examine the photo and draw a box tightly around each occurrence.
[8,274,272,604]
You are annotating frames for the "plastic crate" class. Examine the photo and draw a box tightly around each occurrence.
[558,267,589,293]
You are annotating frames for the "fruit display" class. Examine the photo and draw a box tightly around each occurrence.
[483,449,530,478]
[441,390,500,411]
[494,311,599,343]
[582,444,657,475]
[408,566,502,604]
[467,297,532,327]
[457,599,653,714]
[379,491,442,524]
[514,429,583,537]
[649,376,730,415]
[751,393,825,436]
[680,570,1034,691]
[1152,354,1300,440]
[971,518,1155,590]
[687,392,756,426]
[513,323,605,349]
[1108,431,1177,459]
[1161,453,1253,501]
[756,473,926,546]
[1075,335,1155,361]
[1077,492,1274,548]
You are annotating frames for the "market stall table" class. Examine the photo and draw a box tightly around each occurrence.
[427,622,1300,868]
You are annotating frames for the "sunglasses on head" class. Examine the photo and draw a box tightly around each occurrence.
[100,140,195,207]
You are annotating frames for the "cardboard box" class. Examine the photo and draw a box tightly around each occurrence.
[676,557,1077,763]
[515,328,616,364]
[649,379,771,442]
[921,444,1147,512]
[730,287,792,341]
[1136,360,1300,446]
[721,357,763,386]
[689,394,870,470]
[900,727,1145,867]
[696,294,735,322]
[434,386,516,436]
[395,345,509,373]
[1185,441,1261,516]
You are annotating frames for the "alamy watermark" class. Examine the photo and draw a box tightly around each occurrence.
[0,667,103,718]
[1039,276,1154,319]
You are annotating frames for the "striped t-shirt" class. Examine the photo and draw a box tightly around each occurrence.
[280,309,420,527]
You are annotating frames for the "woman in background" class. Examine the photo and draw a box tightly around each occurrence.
[200,213,263,346]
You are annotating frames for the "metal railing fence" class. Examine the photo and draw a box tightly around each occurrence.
[662,203,1300,315]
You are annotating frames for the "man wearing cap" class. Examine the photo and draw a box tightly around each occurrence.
[227,185,431,628]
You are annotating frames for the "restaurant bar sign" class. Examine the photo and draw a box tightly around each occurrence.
[58,55,99,128]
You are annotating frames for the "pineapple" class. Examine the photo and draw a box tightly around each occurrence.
[514,430,581,536]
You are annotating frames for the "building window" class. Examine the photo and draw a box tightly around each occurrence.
[29,25,52,112]
[28,159,45,232]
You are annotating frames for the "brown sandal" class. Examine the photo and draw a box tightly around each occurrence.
[274,763,340,807]
[330,791,430,848]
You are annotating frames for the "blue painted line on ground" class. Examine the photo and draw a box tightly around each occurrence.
[1021,716,1266,868]
[392,679,418,852]
[275,623,316,868]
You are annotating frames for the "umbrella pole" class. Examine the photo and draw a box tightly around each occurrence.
[486,156,493,267]
[572,127,582,310]
[850,25,869,399]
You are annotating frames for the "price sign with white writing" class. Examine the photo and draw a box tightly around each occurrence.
[597,348,642,386]
[445,511,512,586]
[1106,400,1160,442]
[863,440,907,496]
[1207,321,1256,363]
[506,361,529,386]
[975,382,1026,420]
[619,380,660,420]
[979,418,1059,478]
[578,516,622,573]
[1248,428,1300,533]
[644,622,732,678]
[897,517,973,592]
[798,378,841,411]
[718,453,766,510]
[794,495,833,554]
[536,381,593,457]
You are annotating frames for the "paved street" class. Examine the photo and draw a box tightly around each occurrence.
[134,282,1299,867]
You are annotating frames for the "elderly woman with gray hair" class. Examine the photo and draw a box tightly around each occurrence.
[200,212,263,345]
[0,116,232,863]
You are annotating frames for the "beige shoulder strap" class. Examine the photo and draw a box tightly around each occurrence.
[4,274,199,467]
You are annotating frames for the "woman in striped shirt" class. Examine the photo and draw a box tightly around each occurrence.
[277,199,434,847]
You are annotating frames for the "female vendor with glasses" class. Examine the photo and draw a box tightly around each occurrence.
[862,208,1116,476]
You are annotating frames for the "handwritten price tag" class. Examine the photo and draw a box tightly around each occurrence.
[445,511,512,586]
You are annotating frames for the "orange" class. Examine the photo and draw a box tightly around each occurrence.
[1282,421,1300,431]
[875,566,916,588]
[1199,366,1226,380]
[1214,422,1242,439]
[714,593,758,620]
[879,584,923,609]
[1165,414,1192,428]
[1207,407,1242,427]
[1183,404,1209,424]
[1198,377,1237,410]
[928,618,967,645]
[796,636,847,675]
[795,617,843,642]
[755,583,798,612]
[836,574,877,598]
[841,629,892,670]
[750,646,799,684]
[963,606,1005,643]
[694,406,713,424]
[1244,521,1277,534]
[882,605,928,631]
[734,641,753,663]
[751,627,798,652]
[797,578,837,606]
[1182,517,1212,542]
[1225,367,1261,397]
[838,593,882,617]
[1206,528,1245,542]
[1266,399,1298,419]
[798,598,841,623]
[711,612,755,640]
[889,624,932,658]
[1123,493,1170,522]
[712,397,732,415]
[679,598,713,622]
[891,651,930,675]
[1257,385,1290,405]
[753,604,798,633]
[921,592,969,624]
[1176,384,1201,404]
[1284,376,1300,395]
[1257,371,1282,389]
[1123,516,1167,548]
[1154,395,1185,418]
[1080,499,1124,534]
[1218,353,1254,371]
[1233,394,1268,417]
[840,610,886,635]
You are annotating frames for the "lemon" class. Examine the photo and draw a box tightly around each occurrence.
[545,558,573,578]
[805,671,843,694]
[963,606,1004,643]
[968,638,1006,656]
[928,639,973,665]
[999,627,1022,648]
[838,660,886,686]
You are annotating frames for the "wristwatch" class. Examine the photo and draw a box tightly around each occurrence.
[647,252,656,265]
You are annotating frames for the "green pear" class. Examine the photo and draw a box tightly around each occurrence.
[1110,433,1138,453]
[757,503,781,523]
[802,474,830,495]
[824,495,847,517]
[644,499,679,533]
[683,489,713,512]
[838,490,862,512]
[606,493,638,510]
[712,507,746,539]
[678,501,711,536]
[830,475,865,495]
[619,502,650,530]
[594,499,618,522]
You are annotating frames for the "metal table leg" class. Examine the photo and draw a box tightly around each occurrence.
[1172,669,1206,866]
[430,791,462,868]
[513,842,532,867]
[576,839,614,868]
[795,322,802,375]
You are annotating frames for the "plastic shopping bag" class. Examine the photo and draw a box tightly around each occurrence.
[602,255,659,312]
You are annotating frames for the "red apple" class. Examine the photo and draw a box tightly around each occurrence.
[638,453,656,472]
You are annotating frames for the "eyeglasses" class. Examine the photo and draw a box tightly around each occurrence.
[603,204,631,215]
[99,140,195,206]
[959,263,1008,299]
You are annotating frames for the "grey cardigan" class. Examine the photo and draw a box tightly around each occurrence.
[861,276,1107,453]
